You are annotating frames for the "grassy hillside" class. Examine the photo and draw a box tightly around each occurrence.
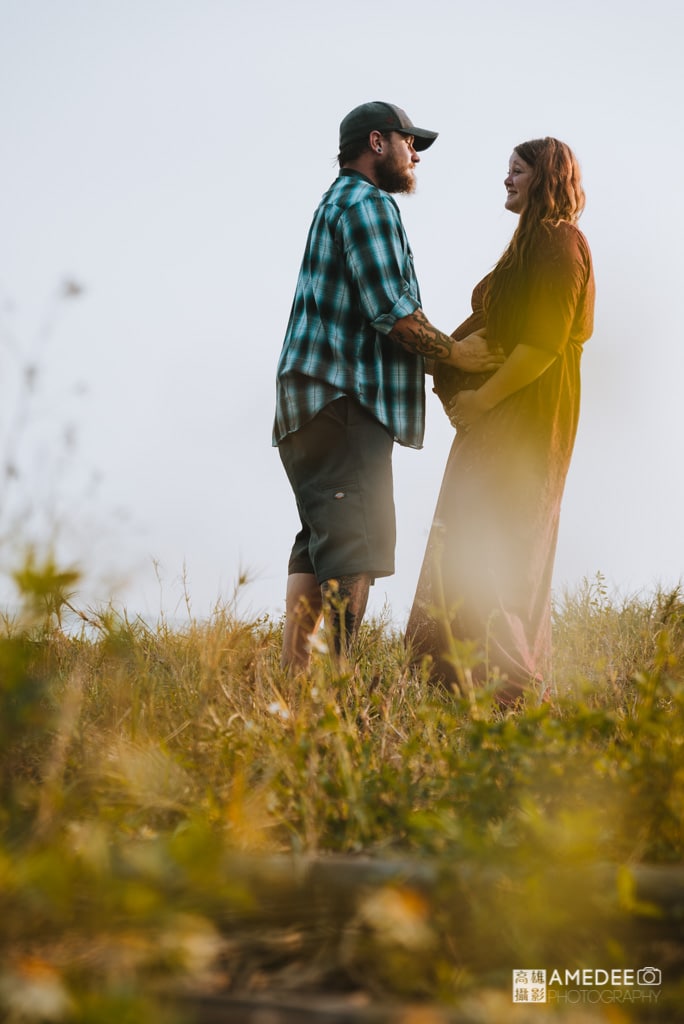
[1,565,683,1021]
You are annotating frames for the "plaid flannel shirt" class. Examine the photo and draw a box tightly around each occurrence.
[272,170,425,449]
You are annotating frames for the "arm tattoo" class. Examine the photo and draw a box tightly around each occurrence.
[391,309,454,360]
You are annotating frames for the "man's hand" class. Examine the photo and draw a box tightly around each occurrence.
[452,330,504,374]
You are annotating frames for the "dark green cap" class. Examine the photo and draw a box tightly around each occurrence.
[339,101,438,152]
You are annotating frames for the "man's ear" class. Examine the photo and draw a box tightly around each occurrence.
[369,130,383,153]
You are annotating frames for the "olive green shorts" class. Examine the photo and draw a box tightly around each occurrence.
[278,398,396,584]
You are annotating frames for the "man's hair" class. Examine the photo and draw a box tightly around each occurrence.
[484,137,586,344]
[337,136,373,167]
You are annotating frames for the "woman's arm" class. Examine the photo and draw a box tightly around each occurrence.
[447,226,591,430]
[448,344,556,428]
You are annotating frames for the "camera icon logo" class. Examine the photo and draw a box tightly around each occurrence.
[637,968,662,986]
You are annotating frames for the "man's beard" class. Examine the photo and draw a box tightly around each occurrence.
[375,152,416,195]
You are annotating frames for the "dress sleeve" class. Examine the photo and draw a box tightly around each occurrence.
[519,225,591,355]
[337,196,420,333]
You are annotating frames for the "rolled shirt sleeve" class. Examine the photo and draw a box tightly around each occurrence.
[339,195,421,334]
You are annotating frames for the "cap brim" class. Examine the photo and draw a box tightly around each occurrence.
[398,128,438,151]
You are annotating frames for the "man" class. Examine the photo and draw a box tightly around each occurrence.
[273,100,500,671]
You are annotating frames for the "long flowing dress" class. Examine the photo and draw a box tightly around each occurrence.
[406,221,595,702]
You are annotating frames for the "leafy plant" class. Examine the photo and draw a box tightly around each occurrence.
[1,565,683,1019]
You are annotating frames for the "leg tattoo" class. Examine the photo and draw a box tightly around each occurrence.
[322,573,371,658]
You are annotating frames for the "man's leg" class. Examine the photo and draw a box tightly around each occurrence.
[321,572,372,663]
[278,399,392,672]
[281,572,323,672]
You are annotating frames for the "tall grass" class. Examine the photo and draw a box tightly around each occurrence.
[1,563,684,1020]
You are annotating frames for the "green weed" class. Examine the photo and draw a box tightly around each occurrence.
[1,562,683,1019]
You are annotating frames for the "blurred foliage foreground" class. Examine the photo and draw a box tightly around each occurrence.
[2,562,684,1023]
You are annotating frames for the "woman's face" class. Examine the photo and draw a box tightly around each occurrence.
[504,151,533,214]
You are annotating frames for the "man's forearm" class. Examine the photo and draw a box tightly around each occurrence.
[389,310,456,363]
[389,310,503,373]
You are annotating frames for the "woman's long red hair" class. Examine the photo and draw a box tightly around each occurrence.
[484,137,586,347]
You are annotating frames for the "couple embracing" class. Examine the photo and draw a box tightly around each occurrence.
[272,100,595,706]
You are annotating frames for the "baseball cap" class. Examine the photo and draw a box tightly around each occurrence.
[339,101,439,152]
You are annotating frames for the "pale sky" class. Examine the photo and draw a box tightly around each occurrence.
[2,0,683,625]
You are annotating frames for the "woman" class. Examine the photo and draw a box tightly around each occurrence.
[406,137,595,705]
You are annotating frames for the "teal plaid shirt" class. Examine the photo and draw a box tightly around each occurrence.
[272,170,425,449]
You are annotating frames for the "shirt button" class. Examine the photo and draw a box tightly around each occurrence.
[334,491,345,499]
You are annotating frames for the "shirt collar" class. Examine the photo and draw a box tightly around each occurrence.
[339,168,376,186]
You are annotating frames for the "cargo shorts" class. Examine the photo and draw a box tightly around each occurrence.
[278,397,396,584]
